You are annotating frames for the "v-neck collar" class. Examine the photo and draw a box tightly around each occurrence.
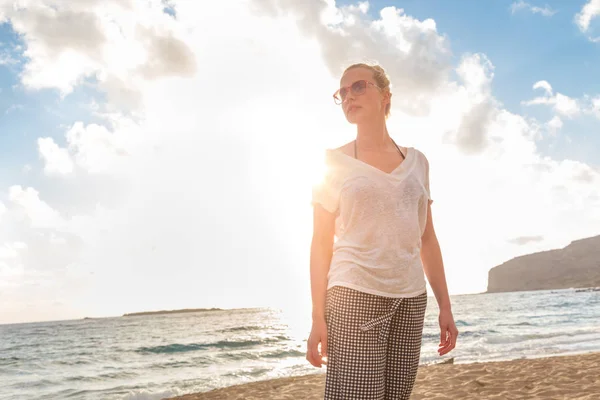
[329,146,415,178]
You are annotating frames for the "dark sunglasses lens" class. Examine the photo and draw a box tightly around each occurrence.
[352,80,367,94]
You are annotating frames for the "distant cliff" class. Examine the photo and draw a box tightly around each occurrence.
[487,235,600,293]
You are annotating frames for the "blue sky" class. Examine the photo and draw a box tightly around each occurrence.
[347,0,600,166]
[1,0,599,324]
[0,23,111,212]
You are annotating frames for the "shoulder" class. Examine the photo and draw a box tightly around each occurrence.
[330,141,354,157]
[321,141,354,167]
[410,147,430,166]
[410,146,428,158]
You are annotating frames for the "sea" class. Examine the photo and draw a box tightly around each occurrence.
[2,288,600,400]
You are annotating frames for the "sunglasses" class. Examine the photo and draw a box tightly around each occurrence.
[333,80,380,105]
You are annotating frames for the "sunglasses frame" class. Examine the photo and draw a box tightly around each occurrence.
[333,80,381,105]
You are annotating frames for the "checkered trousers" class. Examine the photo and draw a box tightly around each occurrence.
[324,286,428,400]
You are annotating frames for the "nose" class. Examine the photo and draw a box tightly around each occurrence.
[343,92,356,107]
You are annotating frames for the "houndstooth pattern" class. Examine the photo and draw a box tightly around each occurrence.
[324,286,428,400]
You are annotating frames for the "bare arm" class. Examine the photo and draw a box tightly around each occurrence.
[306,204,336,368]
[310,204,336,320]
[421,202,458,356]
[420,202,451,312]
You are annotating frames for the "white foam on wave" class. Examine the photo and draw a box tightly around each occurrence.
[122,387,183,400]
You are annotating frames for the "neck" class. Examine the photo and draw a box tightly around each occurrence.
[356,118,391,149]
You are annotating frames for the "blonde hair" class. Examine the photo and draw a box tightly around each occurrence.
[343,63,392,118]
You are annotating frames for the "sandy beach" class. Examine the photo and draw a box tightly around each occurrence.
[167,352,600,400]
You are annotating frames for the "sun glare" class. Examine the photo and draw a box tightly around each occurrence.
[306,148,328,188]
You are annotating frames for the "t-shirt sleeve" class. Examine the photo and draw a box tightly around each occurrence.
[311,153,340,213]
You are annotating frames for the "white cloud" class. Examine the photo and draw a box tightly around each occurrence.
[457,53,494,97]
[0,242,27,260]
[553,93,582,117]
[65,121,138,174]
[546,115,563,135]
[591,96,600,118]
[1,0,600,323]
[0,242,27,286]
[533,80,553,95]
[0,52,18,65]
[38,137,75,175]
[575,0,600,32]
[8,185,64,230]
[523,81,600,120]
[251,1,451,116]
[0,0,195,97]
[522,80,581,118]
[37,118,144,176]
[449,53,498,154]
[510,1,557,17]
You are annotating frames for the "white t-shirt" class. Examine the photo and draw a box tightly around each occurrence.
[312,146,432,298]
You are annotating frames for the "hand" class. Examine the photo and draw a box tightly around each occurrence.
[438,309,458,356]
[306,317,328,368]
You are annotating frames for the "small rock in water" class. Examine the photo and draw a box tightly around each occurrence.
[575,287,600,293]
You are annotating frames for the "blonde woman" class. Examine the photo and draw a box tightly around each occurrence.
[308,63,458,399]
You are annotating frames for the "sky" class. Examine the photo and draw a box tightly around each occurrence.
[0,0,599,325]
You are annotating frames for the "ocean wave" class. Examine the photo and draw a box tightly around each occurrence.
[53,359,92,366]
[136,337,289,355]
[65,371,139,382]
[423,330,495,341]
[552,301,583,308]
[422,332,439,340]
[217,325,266,333]
[223,367,272,378]
[0,356,20,366]
[485,329,599,345]
[220,351,259,361]
[3,343,43,351]
[262,349,305,358]
[6,378,56,389]
[149,359,203,369]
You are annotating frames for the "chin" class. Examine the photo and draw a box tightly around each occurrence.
[346,113,368,124]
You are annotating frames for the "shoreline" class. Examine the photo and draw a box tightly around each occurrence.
[166,351,600,399]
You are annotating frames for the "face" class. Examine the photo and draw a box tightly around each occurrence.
[337,67,389,124]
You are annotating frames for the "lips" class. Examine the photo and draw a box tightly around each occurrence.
[348,105,361,113]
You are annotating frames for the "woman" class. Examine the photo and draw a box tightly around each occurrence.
[307,63,458,399]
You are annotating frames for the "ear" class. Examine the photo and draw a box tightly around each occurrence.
[382,90,391,107]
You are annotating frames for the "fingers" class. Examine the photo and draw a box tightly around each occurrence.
[307,341,321,368]
[306,349,319,367]
[451,326,458,349]
[306,321,329,368]
[438,326,459,356]
[306,335,328,367]
[312,342,322,367]
[439,327,449,347]
[306,337,316,367]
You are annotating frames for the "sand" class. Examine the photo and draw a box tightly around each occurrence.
[167,352,600,400]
